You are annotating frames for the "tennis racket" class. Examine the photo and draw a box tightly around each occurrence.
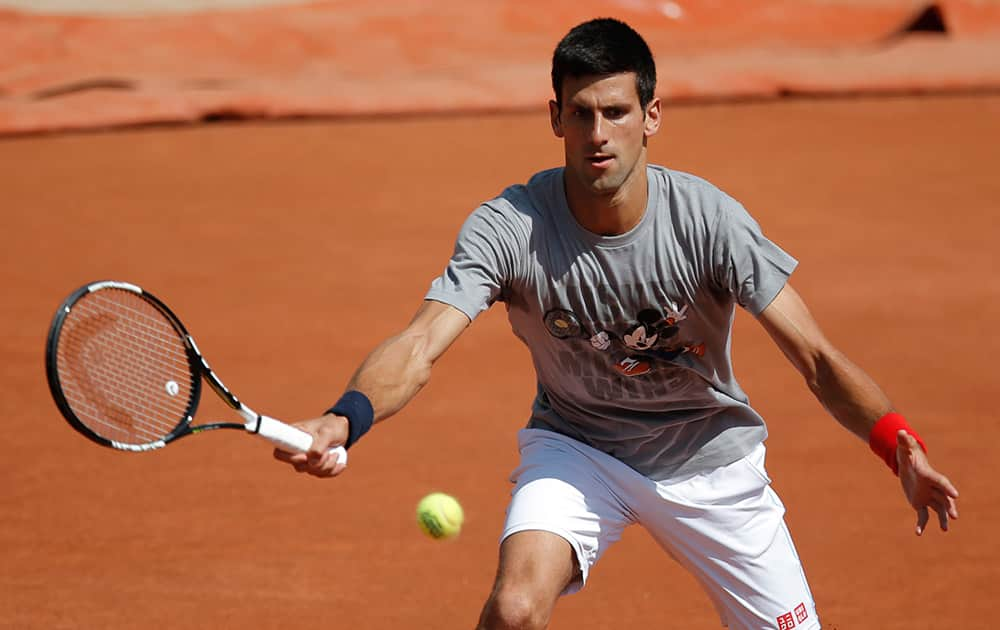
[45,280,347,464]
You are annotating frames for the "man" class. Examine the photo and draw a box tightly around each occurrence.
[274,18,959,630]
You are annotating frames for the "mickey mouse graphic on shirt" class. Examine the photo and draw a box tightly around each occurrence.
[543,302,705,377]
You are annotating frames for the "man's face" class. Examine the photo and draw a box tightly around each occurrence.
[550,72,661,196]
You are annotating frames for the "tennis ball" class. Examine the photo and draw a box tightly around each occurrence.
[416,492,464,540]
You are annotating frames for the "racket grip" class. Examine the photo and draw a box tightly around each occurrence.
[255,414,348,465]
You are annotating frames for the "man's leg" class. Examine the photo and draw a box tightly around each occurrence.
[637,443,820,630]
[477,429,636,629]
[476,530,578,630]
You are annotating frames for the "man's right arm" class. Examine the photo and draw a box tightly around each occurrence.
[346,299,471,422]
[273,299,471,477]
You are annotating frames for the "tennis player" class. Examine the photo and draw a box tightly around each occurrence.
[274,18,959,630]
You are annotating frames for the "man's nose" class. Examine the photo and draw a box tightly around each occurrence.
[589,114,608,145]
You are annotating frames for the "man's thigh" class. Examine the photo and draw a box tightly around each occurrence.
[636,443,820,630]
[502,428,635,595]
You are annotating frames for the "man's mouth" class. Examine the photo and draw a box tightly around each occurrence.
[586,154,614,168]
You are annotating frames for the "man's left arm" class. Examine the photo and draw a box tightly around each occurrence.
[757,283,959,535]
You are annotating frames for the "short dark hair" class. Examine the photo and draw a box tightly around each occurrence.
[551,18,657,108]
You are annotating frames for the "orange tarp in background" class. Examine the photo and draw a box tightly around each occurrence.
[2,0,1000,135]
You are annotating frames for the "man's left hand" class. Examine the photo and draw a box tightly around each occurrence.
[897,430,960,535]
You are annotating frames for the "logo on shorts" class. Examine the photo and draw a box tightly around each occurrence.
[776,603,808,629]
[795,603,809,624]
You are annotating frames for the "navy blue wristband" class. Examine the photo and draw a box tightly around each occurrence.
[325,390,374,449]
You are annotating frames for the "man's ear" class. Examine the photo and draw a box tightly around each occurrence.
[549,100,564,138]
[644,97,662,138]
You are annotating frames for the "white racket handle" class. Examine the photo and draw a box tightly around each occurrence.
[253,414,348,465]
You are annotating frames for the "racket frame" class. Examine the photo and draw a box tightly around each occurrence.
[45,280,340,460]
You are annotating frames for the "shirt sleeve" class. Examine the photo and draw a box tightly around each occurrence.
[711,199,798,316]
[424,203,521,321]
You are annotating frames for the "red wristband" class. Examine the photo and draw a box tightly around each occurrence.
[868,412,927,475]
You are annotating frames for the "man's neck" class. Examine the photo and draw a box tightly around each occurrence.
[565,162,648,237]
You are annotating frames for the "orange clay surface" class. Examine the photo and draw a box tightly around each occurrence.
[1,94,998,629]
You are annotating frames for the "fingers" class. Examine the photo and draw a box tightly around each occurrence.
[273,448,346,477]
[932,495,959,530]
[946,495,959,520]
[272,448,317,474]
[935,503,950,532]
[930,487,960,520]
[325,450,349,477]
[273,448,307,465]
[270,415,351,478]
[908,473,959,535]
[935,473,961,500]
[303,430,347,478]
[896,428,961,535]
[916,506,929,536]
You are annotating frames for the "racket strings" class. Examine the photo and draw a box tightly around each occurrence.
[58,313,186,442]
[58,302,189,441]
[55,289,195,445]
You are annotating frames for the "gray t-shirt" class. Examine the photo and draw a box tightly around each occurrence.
[426,165,797,480]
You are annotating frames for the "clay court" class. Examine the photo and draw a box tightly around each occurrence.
[2,3,999,629]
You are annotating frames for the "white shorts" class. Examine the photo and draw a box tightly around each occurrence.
[502,429,820,630]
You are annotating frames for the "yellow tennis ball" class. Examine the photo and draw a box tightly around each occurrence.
[416,492,464,540]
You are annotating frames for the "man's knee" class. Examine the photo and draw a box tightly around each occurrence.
[479,583,554,630]
[476,531,578,630]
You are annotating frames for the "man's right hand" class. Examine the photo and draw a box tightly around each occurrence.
[272,414,350,478]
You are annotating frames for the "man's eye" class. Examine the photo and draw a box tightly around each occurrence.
[606,108,624,119]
